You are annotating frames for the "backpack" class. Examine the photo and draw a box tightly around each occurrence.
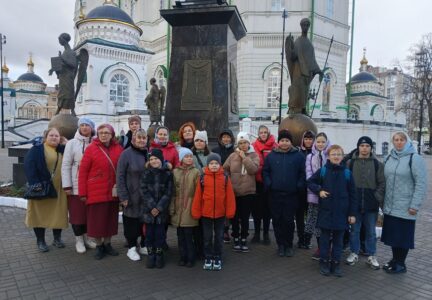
[320,165,351,182]
[200,172,229,189]
[384,153,414,180]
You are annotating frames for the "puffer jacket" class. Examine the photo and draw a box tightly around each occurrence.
[191,167,236,219]
[383,141,427,220]
[170,165,200,227]
[347,152,385,213]
[252,135,278,183]
[140,165,173,224]
[307,161,357,230]
[78,138,123,205]
[150,140,180,168]
[212,129,235,164]
[116,145,148,218]
[223,147,260,196]
[61,130,93,195]
[306,139,331,204]
[263,146,306,195]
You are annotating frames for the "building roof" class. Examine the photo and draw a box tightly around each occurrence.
[351,71,378,83]
[16,72,44,83]
[86,3,134,25]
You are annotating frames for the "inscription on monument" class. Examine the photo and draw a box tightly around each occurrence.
[181,60,212,111]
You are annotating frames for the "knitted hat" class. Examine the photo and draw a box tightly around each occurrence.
[148,148,164,163]
[179,147,193,162]
[237,131,250,144]
[278,130,293,143]
[207,153,222,165]
[194,130,208,144]
[357,136,373,149]
[128,115,141,125]
[78,117,95,130]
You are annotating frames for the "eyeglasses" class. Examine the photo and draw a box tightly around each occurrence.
[98,131,112,136]
[329,153,343,157]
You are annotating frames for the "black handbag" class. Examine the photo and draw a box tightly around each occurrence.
[25,153,59,200]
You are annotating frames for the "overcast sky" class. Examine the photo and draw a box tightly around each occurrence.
[1,0,431,86]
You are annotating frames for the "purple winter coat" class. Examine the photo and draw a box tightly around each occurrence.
[305,139,331,204]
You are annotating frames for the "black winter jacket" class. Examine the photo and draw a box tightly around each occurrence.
[140,166,173,224]
[212,129,235,165]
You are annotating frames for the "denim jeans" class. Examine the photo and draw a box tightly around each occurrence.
[349,211,377,255]
[202,217,225,259]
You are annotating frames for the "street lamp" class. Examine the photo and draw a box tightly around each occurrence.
[278,8,288,125]
[0,33,6,149]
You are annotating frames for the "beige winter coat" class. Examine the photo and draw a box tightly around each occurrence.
[223,147,259,197]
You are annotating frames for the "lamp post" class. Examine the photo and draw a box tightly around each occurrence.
[0,33,6,149]
[278,8,288,125]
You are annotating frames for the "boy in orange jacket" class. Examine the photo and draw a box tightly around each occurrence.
[192,153,236,271]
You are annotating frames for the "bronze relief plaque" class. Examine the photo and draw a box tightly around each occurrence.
[181,60,212,111]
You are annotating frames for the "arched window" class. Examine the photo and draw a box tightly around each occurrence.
[26,104,39,120]
[372,105,385,121]
[349,107,359,120]
[266,68,280,108]
[322,73,332,111]
[110,74,129,103]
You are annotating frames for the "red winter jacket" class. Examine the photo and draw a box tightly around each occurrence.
[150,140,180,168]
[252,135,278,182]
[78,138,123,205]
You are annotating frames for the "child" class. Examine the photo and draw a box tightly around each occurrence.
[307,145,357,277]
[140,149,173,269]
[192,153,236,271]
[192,130,210,175]
[263,130,305,257]
[170,148,200,267]
[304,132,331,258]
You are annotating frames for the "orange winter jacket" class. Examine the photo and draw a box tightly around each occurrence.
[191,167,236,219]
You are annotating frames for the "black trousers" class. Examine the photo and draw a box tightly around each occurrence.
[123,215,143,249]
[177,227,196,263]
[251,183,271,236]
[392,247,409,265]
[295,190,308,240]
[33,228,62,241]
[202,217,225,259]
[193,221,204,259]
[232,194,255,239]
[145,223,166,249]
[270,192,298,248]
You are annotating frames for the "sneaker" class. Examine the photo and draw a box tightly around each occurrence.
[240,239,249,253]
[203,259,213,270]
[311,249,320,261]
[213,258,222,271]
[126,247,141,261]
[346,252,358,265]
[75,236,86,254]
[233,238,241,252]
[366,256,380,270]
[138,246,148,255]
[223,232,231,244]
[83,235,97,249]
[385,263,407,274]
[319,259,330,276]
[383,259,396,271]
[285,247,294,257]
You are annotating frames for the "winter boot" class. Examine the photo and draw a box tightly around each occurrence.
[331,261,343,277]
[104,243,119,256]
[319,259,330,276]
[37,239,49,253]
[155,248,165,268]
[94,244,105,260]
[146,248,156,269]
[52,231,65,248]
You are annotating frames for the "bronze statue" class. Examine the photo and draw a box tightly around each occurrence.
[285,18,322,114]
[49,33,88,116]
[145,78,163,126]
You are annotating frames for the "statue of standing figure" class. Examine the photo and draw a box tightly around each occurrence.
[285,18,322,115]
[145,78,165,126]
[49,33,88,116]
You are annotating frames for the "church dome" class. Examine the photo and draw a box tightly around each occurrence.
[17,72,44,83]
[85,2,134,25]
[351,71,377,83]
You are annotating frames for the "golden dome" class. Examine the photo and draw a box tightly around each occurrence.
[27,54,34,67]
[360,47,368,65]
[1,57,9,73]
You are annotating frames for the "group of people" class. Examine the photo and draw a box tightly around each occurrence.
[24,115,427,276]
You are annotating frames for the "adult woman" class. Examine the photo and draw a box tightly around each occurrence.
[224,132,260,252]
[251,125,277,245]
[62,117,97,254]
[381,132,427,274]
[120,115,142,149]
[150,126,179,168]
[178,122,196,149]
[25,127,67,252]
[192,130,211,175]
[117,129,148,261]
[78,124,123,260]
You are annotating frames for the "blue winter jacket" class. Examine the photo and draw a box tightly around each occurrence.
[383,141,427,220]
[307,161,358,230]
[262,147,306,195]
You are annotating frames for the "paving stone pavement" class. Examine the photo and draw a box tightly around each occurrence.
[1,158,432,299]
